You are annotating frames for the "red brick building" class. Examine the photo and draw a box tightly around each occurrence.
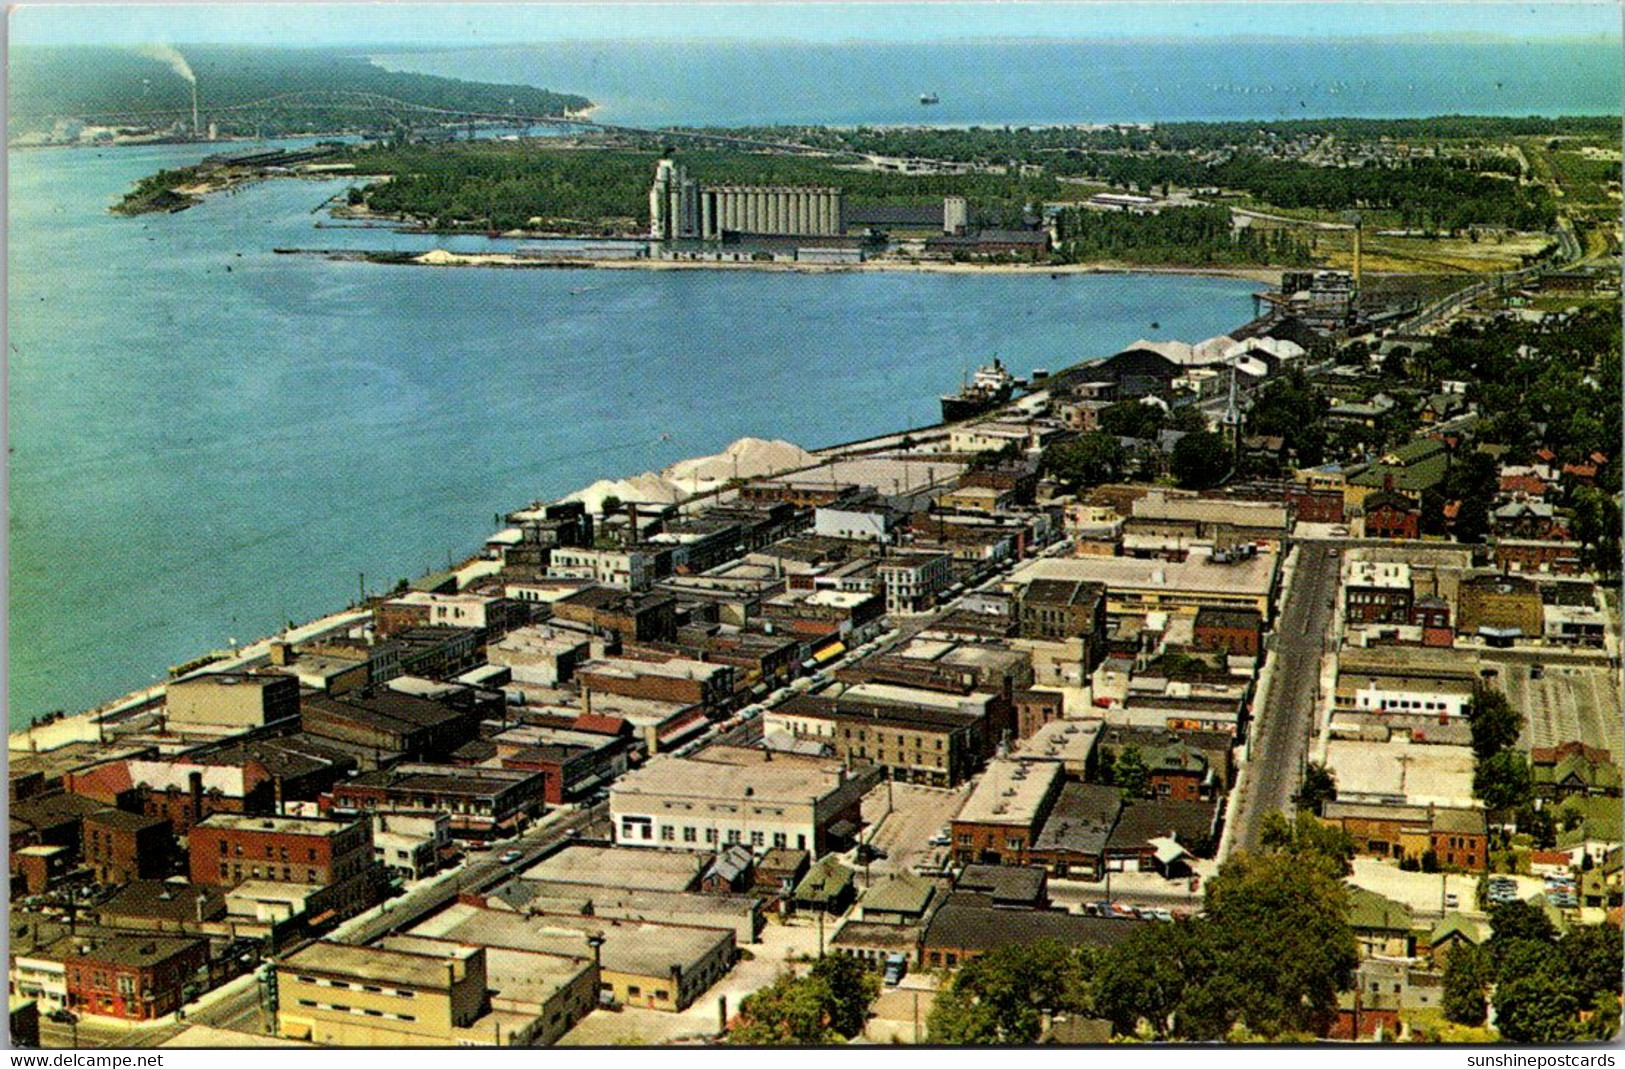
[550,587,678,643]
[189,813,375,890]
[1429,808,1488,870]
[574,655,735,711]
[82,808,172,885]
[1362,486,1421,540]
[60,934,210,1021]
[1493,539,1583,576]
[1286,485,1346,524]
[1191,606,1264,658]
[65,760,275,836]
[1013,690,1064,740]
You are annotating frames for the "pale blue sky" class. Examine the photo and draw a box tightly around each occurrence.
[10,1,1622,47]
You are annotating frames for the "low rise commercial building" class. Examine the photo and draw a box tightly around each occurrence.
[165,671,299,731]
[81,808,171,885]
[1344,561,1414,626]
[1456,573,1544,640]
[276,940,553,1047]
[575,655,735,713]
[1191,606,1264,658]
[876,552,954,615]
[329,764,549,840]
[921,898,1138,970]
[951,758,1065,866]
[1010,550,1277,619]
[767,691,987,787]
[299,690,481,764]
[485,626,593,686]
[1104,798,1218,870]
[609,749,869,856]
[52,932,210,1022]
[1012,719,1102,778]
[409,903,735,1014]
[1027,782,1121,878]
[188,813,381,920]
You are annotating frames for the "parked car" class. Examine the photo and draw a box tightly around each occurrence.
[1444,892,1459,909]
[498,850,524,864]
[883,953,909,986]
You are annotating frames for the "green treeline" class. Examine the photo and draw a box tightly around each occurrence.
[9,46,589,139]
[712,115,1619,160]
[349,143,1064,230]
[1054,205,1313,266]
[1047,153,1557,231]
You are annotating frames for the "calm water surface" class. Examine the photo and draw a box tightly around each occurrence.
[8,139,1256,724]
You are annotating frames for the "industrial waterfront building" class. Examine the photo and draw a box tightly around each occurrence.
[649,158,844,241]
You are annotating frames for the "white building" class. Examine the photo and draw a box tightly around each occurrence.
[876,552,953,615]
[609,750,868,856]
[1351,679,1473,719]
[814,502,898,544]
[547,546,658,591]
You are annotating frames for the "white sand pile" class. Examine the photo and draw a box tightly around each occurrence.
[664,437,816,486]
[416,249,461,265]
[565,473,682,514]
[561,438,814,515]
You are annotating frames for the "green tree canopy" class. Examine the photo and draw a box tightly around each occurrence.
[1468,686,1524,761]
[926,940,1095,1045]
[1171,430,1230,490]
[1443,943,1492,1026]
[1098,400,1166,441]
[1041,431,1126,488]
[1114,746,1150,800]
[1474,750,1533,812]
[1197,846,1358,1036]
[1295,762,1338,816]
[729,959,880,1045]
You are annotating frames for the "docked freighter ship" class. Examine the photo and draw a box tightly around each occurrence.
[940,358,1016,422]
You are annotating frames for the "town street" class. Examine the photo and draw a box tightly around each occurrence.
[1227,541,1339,855]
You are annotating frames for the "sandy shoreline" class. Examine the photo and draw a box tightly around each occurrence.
[396,248,1280,283]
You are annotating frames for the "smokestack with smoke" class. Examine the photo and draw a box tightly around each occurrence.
[136,45,198,135]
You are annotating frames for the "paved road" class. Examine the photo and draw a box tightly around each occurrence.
[1229,542,1340,855]
[336,802,607,946]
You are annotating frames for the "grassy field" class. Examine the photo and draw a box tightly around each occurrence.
[1267,224,1556,274]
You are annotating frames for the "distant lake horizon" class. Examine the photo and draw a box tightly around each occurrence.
[373,37,1622,128]
[8,30,1622,728]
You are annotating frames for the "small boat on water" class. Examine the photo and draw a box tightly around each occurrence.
[919,92,940,105]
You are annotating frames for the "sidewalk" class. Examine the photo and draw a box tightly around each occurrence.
[1216,544,1298,862]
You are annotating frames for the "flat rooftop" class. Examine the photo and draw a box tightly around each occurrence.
[578,656,729,683]
[956,758,1064,826]
[1013,718,1104,764]
[376,934,588,1006]
[521,844,706,892]
[195,813,356,837]
[409,902,730,978]
[282,940,477,990]
[1011,551,1275,598]
[1346,561,1412,590]
[840,682,992,714]
[612,752,850,805]
[1323,738,1479,809]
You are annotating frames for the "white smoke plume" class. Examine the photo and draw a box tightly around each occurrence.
[137,44,195,85]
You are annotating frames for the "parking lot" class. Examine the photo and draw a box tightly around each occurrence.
[1504,662,1623,755]
[557,912,826,1046]
[1348,857,1483,920]
[855,781,972,886]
